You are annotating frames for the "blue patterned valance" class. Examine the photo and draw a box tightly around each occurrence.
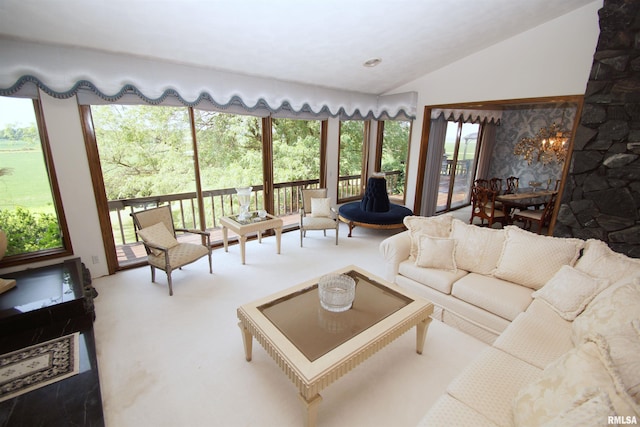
[0,38,416,120]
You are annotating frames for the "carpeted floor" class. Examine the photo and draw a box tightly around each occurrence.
[92,222,487,427]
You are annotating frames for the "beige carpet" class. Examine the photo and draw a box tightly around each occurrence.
[93,223,487,427]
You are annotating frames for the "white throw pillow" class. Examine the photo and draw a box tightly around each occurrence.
[137,222,179,256]
[310,197,331,217]
[573,280,640,345]
[404,214,453,260]
[415,235,457,271]
[494,226,584,290]
[540,391,615,427]
[532,265,609,321]
[513,340,639,427]
[450,218,506,275]
[575,239,640,287]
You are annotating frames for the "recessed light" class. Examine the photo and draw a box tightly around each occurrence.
[363,58,382,68]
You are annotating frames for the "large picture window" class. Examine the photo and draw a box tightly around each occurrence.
[86,104,324,270]
[338,120,368,202]
[377,120,411,202]
[0,96,71,265]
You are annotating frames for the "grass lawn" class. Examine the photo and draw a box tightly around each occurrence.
[0,148,56,214]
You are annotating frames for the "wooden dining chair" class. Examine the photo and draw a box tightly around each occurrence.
[512,192,558,234]
[505,176,519,194]
[474,179,489,189]
[469,186,507,228]
[489,177,503,194]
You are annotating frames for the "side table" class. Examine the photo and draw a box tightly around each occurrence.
[220,212,283,264]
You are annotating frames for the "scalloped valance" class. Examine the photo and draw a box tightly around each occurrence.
[0,38,416,120]
[431,108,502,124]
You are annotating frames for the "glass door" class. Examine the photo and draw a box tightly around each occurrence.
[437,121,480,212]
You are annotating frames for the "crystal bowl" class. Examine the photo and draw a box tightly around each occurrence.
[318,273,356,312]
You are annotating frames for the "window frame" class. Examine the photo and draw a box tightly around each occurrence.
[0,98,73,268]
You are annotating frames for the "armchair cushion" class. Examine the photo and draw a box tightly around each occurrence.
[310,197,331,217]
[137,222,179,256]
[532,265,609,321]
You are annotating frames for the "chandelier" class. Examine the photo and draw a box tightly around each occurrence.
[514,122,570,165]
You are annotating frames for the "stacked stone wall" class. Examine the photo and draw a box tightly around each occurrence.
[556,0,640,257]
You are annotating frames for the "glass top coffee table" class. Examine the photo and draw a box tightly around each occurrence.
[220,212,283,264]
[237,265,433,427]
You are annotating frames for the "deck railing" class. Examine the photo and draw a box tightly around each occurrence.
[108,171,403,247]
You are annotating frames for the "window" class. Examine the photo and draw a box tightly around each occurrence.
[338,120,368,202]
[87,104,325,269]
[0,96,71,265]
[377,120,411,202]
[437,121,480,212]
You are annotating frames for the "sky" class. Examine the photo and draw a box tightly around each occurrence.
[0,96,36,128]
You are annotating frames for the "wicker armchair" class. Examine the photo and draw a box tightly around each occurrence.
[131,206,212,296]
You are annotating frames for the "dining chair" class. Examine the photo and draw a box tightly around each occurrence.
[474,179,489,189]
[469,185,507,228]
[505,176,520,194]
[131,205,212,296]
[512,192,558,234]
[489,177,503,194]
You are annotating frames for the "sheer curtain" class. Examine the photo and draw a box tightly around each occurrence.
[420,116,447,216]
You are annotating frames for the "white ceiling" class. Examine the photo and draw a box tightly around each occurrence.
[0,0,595,95]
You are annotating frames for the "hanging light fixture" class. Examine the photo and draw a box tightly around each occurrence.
[514,115,570,165]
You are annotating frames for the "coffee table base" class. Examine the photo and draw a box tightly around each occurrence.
[238,314,432,427]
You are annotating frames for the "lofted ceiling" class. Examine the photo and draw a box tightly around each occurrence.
[0,0,595,95]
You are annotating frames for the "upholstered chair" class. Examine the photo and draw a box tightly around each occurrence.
[131,205,212,295]
[299,188,339,247]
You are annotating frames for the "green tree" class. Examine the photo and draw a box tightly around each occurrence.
[0,207,62,256]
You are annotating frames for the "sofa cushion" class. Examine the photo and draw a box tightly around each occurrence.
[404,214,453,260]
[398,260,467,294]
[418,394,499,427]
[415,235,457,271]
[451,219,506,275]
[494,301,573,369]
[573,280,640,345]
[494,226,584,290]
[532,265,609,321]
[575,239,640,287]
[513,339,639,427]
[451,273,533,321]
[448,347,541,427]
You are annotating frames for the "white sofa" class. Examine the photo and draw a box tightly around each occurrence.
[379,215,640,426]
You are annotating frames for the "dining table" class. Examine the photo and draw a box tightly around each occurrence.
[496,188,557,218]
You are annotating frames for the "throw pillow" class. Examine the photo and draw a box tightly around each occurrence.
[540,391,615,427]
[572,280,640,345]
[310,197,331,217]
[415,235,457,271]
[494,226,584,290]
[450,218,506,275]
[137,222,179,256]
[532,265,609,321]
[403,214,453,260]
[512,340,638,427]
[576,239,640,284]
